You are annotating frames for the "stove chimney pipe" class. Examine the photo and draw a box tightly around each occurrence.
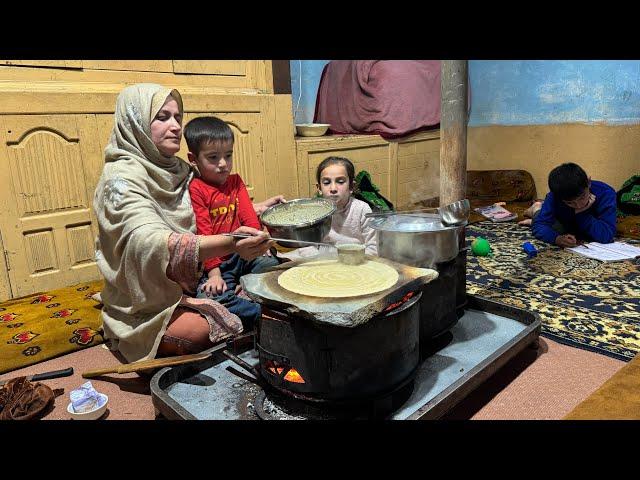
[439,60,469,206]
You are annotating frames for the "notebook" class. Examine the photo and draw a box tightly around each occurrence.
[567,241,640,262]
[474,204,518,222]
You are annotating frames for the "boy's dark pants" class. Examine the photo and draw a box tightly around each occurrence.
[196,254,279,330]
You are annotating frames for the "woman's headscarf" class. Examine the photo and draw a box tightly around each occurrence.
[94,83,197,362]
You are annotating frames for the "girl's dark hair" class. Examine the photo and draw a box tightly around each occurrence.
[548,162,589,200]
[184,116,234,155]
[316,156,355,187]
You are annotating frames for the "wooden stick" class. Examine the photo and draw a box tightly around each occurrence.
[81,351,212,378]
[222,233,332,247]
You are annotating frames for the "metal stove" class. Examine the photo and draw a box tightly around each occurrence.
[151,295,540,420]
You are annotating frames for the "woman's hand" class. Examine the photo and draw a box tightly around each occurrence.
[233,226,273,260]
[254,195,287,216]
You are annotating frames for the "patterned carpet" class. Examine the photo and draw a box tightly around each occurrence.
[466,223,640,361]
[0,280,104,374]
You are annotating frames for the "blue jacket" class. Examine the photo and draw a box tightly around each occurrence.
[532,180,617,245]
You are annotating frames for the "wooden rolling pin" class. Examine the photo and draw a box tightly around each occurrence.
[82,351,212,378]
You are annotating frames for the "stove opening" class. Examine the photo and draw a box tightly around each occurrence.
[384,291,415,313]
[264,360,306,384]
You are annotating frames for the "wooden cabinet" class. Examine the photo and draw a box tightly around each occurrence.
[295,130,440,209]
[0,61,297,300]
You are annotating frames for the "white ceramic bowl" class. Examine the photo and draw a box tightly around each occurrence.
[67,393,109,420]
[295,123,330,137]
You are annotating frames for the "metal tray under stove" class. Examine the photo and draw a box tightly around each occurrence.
[150,295,541,420]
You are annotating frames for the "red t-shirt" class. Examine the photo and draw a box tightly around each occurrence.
[189,174,261,271]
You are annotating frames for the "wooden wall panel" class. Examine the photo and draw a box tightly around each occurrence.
[0,61,276,93]
[82,61,174,72]
[173,61,247,76]
[0,60,82,69]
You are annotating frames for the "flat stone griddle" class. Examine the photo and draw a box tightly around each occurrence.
[241,255,438,327]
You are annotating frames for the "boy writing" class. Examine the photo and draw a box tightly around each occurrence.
[185,116,279,328]
[532,162,616,247]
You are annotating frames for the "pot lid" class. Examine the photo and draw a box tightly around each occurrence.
[368,213,464,232]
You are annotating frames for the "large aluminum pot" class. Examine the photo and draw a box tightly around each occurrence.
[260,198,336,248]
[369,213,464,268]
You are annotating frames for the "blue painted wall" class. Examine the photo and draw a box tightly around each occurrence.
[469,60,640,126]
[290,60,640,127]
[289,60,330,124]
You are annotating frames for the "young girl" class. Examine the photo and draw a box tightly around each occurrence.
[281,156,377,260]
[316,156,377,254]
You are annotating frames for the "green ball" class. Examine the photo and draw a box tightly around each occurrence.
[471,237,491,256]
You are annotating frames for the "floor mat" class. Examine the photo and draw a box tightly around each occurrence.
[466,223,640,361]
[0,280,104,374]
[564,353,640,419]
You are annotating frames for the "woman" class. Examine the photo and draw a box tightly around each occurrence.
[94,83,274,362]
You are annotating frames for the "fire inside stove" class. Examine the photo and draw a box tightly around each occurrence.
[264,361,306,384]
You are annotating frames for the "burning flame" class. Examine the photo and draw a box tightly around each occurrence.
[283,368,305,384]
[266,361,284,375]
[265,361,305,384]
[384,291,415,312]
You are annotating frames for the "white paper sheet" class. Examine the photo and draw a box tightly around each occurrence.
[567,241,640,262]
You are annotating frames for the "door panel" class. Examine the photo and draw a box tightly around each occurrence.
[0,115,102,297]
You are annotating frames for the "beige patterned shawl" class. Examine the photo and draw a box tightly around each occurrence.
[93,83,197,362]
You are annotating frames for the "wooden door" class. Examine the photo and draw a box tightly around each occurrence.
[0,115,102,297]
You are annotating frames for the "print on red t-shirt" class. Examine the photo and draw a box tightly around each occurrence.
[189,174,261,271]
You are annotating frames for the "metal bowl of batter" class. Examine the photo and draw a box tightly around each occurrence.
[260,198,336,248]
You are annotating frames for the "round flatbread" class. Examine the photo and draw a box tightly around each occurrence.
[277,259,399,298]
